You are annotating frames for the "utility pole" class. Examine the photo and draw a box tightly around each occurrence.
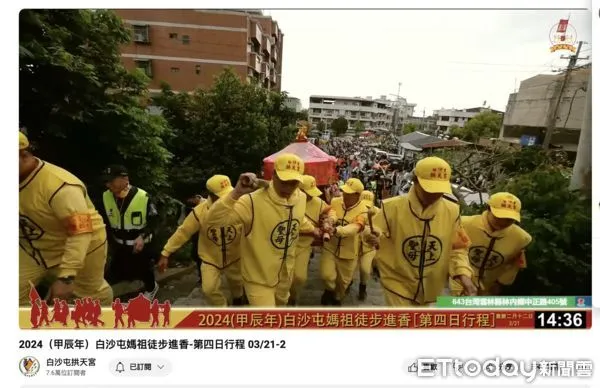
[569,73,591,193]
[389,82,403,135]
[542,40,588,149]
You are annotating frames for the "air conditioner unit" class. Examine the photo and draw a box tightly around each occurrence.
[134,33,147,42]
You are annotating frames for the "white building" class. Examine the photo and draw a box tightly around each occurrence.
[284,96,302,112]
[433,107,503,133]
[308,95,396,132]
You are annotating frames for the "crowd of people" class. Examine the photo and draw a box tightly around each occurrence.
[320,137,415,206]
[19,129,532,309]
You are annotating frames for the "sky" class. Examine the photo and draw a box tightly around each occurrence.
[266,9,591,116]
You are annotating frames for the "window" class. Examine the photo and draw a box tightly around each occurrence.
[182,35,190,44]
[440,116,450,121]
[134,60,152,77]
[133,25,150,43]
[169,33,178,39]
[454,117,459,122]
[195,65,201,75]
[170,67,180,73]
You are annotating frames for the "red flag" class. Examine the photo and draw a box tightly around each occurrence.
[557,19,569,33]
[29,283,41,305]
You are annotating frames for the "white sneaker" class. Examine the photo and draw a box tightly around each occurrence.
[143,281,159,300]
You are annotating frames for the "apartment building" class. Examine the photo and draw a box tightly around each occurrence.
[433,107,504,133]
[500,65,590,152]
[284,96,302,112]
[113,9,283,93]
[308,95,394,132]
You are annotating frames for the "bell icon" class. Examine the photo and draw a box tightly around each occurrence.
[115,362,125,373]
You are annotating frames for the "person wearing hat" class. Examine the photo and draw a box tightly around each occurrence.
[207,153,325,307]
[100,164,160,300]
[320,177,369,306]
[363,156,477,306]
[450,192,532,296]
[157,175,245,306]
[289,175,337,306]
[356,190,379,302]
[18,131,112,305]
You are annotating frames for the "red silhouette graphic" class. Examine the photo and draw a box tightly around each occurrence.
[162,301,171,327]
[125,293,152,328]
[51,298,69,326]
[29,286,42,329]
[83,297,94,323]
[112,298,125,328]
[72,299,85,328]
[26,285,173,329]
[151,300,160,328]
[30,301,41,329]
[39,301,51,327]
[90,300,105,327]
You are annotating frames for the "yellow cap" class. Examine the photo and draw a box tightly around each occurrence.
[341,178,364,194]
[360,190,375,205]
[206,175,233,198]
[19,131,29,150]
[488,192,522,222]
[414,157,452,194]
[300,175,322,197]
[274,153,304,182]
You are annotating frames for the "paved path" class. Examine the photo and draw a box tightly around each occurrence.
[172,250,385,307]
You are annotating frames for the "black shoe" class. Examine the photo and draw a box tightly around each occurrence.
[232,297,244,306]
[372,266,380,281]
[358,283,367,301]
[321,290,335,306]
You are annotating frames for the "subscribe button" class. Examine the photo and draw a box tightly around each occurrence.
[109,359,172,377]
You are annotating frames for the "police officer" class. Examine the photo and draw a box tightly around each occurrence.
[100,165,160,300]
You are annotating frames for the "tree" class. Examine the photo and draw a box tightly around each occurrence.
[296,109,309,122]
[448,124,461,137]
[316,121,326,133]
[331,116,348,137]
[354,121,366,133]
[451,111,502,142]
[154,68,295,199]
[19,10,171,196]
[403,123,417,134]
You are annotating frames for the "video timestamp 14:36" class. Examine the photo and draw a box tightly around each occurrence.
[534,311,588,329]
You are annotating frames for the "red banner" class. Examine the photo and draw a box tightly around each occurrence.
[557,19,569,33]
[174,310,570,329]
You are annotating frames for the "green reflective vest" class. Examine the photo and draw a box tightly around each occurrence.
[102,188,149,233]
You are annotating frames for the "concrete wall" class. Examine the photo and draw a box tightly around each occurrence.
[502,68,590,131]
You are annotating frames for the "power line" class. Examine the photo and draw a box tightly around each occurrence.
[445,61,553,68]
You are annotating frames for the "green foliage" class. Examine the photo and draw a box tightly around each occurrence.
[451,111,502,142]
[354,121,366,132]
[296,109,309,122]
[403,123,417,134]
[154,68,296,199]
[19,9,171,196]
[316,121,326,133]
[448,124,460,137]
[331,116,349,137]
[496,167,590,296]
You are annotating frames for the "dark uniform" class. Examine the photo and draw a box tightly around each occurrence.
[99,166,160,298]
